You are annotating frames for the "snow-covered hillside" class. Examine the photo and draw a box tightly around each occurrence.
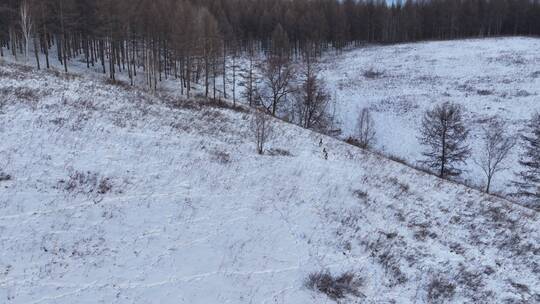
[323,37,540,194]
[0,59,539,303]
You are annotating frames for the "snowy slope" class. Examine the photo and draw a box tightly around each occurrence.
[322,37,540,194]
[0,60,539,303]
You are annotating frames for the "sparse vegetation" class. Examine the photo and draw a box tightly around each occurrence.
[388,177,410,194]
[0,171,11,182]
[353,108,376,150]
[211,150,231,164]
[305,271,364,300]
[266,148,292,156]
[427,275,456,303]
[476,89,493,96]
[364,232,409,286]
[353,189,368,200]
[97,177,113,194]
[60,170,113,195]
[386,153,408,165]
[250,110,274,155]
[363,68,384,79]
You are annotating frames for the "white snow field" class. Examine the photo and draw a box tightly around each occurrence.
[322,37,540,194]
[0,56,539,303]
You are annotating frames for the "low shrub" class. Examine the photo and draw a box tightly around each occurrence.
[477,89,493,96]
[60,170,113,195]
[364,232,409,286]
[388,177,410,194]
[267,148,292,156]
[211,150,231,164]
[97,177,113,194]
[0,171,11,182]
[104,78,130,89]
[427,275,456,303]
[305,271,363,300]
[353,189,368,200]
[345,136,362,148]
[201,98,248,113]
[386,153,408,165]
[364,68,384,79]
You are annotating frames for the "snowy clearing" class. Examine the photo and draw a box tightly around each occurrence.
[323,37,540,194]
[0,56,539,303]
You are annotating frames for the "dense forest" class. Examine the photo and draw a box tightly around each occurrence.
[0,0,539,94]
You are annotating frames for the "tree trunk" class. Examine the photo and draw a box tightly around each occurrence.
[33,35,40,69]
[440,127,447,178]
[222,42,227,99]
[486,175,492,194]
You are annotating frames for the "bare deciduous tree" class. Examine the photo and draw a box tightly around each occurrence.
[419,102,470,178]
[259,55,295,116]
[294,52,331,131]
[258,24,295,116]
[355,108,376,149]
[195,7,221,99]
[474,118,515,193]
[251,111,273,155]
[19,0,32,61]
[239,41,259,107]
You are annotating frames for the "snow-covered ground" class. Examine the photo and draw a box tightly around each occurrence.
[0,57,539,303]
[322,37,540,194]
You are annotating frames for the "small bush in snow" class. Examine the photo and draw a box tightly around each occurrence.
[305,271,363,300]
[64,171,96,194]
[211,150,231,164]
[13,87,39,101]
[509,281,531,299]
[377,250,408,286]
[353,189,368,200]
[267,148,292,156]
[104,78,130,88]
[413,226,438,241]
[0,171,11,182]
[60,170,113,195]
[97,178,113,194]
[516,90,531,97]
[388,177,410,194]
[201,98,247,113]
[345,136,363,148]
[455,265,485,296]
[363,68,383,79]
[427,275,456,303]
[476,89,493,96]
[386,153,408,165]
[364,232,408,286]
